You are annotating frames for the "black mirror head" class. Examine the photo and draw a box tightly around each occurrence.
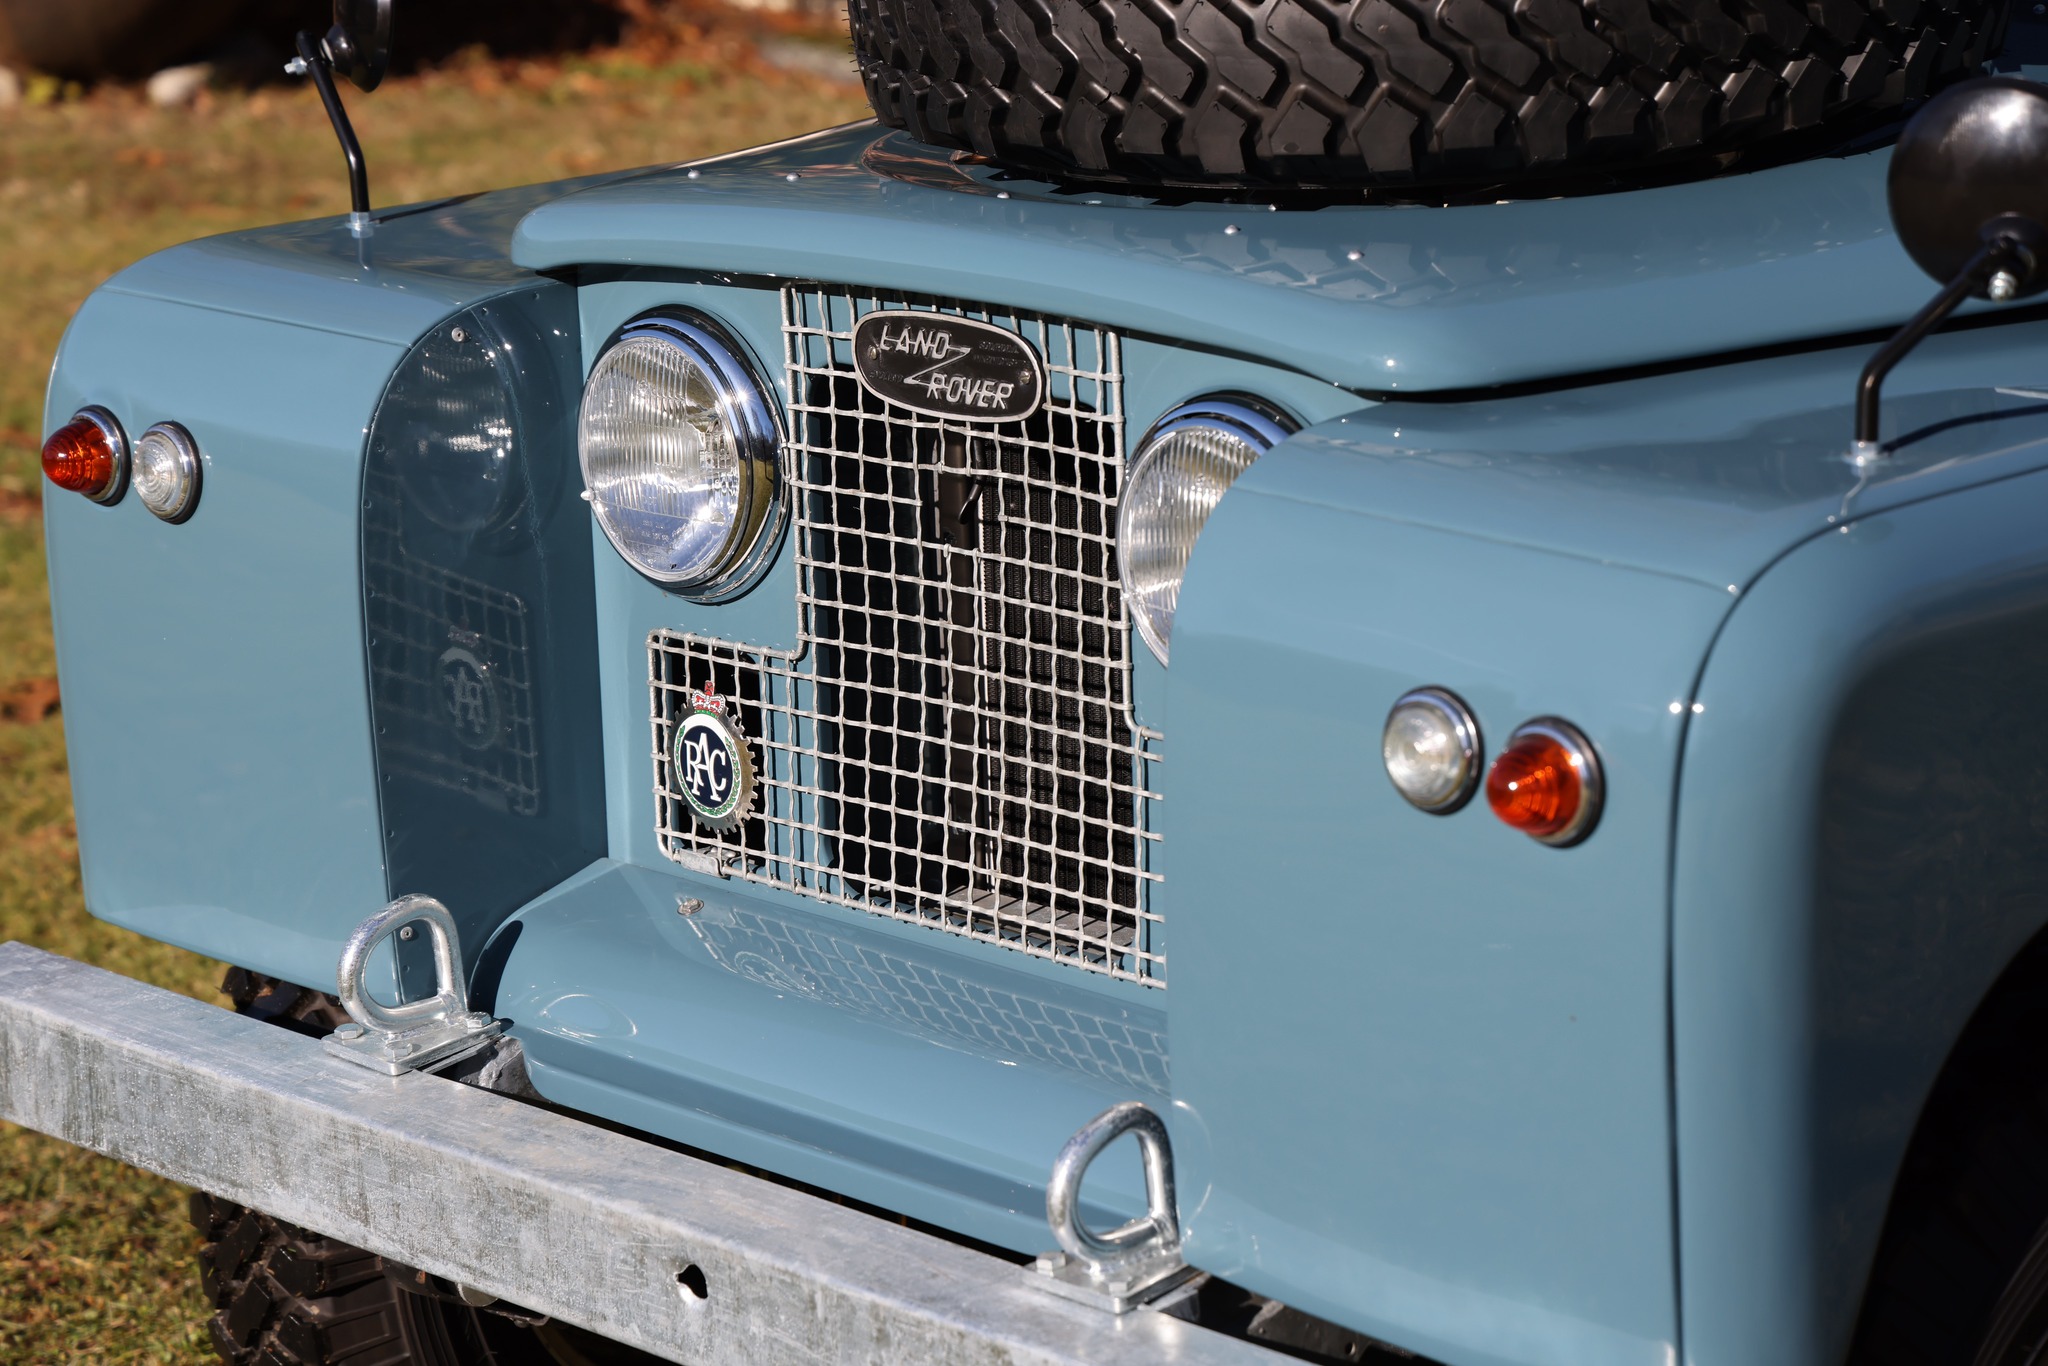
[326,0,392,92]
[1889,76,2048,301]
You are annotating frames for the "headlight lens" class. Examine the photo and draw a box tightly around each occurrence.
[578,314,781,596]
[1118,397,1293,665]
[132,422,202,523]
[1383,687,1482,813]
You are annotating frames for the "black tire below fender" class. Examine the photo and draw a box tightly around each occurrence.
[849,0,2009,192]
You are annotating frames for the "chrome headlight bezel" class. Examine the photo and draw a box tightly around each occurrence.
[577,311,785,601]
[1118,394,1294,666]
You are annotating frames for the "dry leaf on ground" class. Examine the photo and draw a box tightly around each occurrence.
[0,677,61,724]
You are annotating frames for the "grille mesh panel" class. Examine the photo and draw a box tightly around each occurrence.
[650,287,1163,984]
[680,900,1169,1093]
[364,465,540,815]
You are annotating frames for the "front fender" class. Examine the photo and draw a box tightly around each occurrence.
[1676,464,2048,1366]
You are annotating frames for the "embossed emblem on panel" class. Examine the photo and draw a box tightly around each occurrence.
[438,644,503,752]
[672,680,756,831]
[851,312,1044,422]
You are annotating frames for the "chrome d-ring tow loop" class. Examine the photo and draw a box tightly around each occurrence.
[324,894,503,1075]
[1029,1100,1202,1313]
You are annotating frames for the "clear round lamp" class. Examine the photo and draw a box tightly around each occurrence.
[1382,687,1482,813]
[577,315,781,597]
[1118,398,1292,665]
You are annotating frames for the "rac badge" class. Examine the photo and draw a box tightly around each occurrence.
[672,680,756,832]
[851,312,1044,423]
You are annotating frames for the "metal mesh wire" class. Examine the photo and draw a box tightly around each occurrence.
[364,466,540,815]
[649,287,1163,984]
[680,901,1169,1094]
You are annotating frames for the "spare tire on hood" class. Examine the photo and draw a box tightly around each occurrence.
[847,0,2009,193]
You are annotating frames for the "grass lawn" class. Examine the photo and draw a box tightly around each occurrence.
[0,32,866,1363]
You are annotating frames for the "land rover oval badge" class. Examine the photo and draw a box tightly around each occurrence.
[672,680,756,831]
[852,312,1044,422]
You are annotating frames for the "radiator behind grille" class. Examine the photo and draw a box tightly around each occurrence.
[651,288,1163,985]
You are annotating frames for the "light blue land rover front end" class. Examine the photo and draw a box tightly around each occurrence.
[22,9,2048,1363]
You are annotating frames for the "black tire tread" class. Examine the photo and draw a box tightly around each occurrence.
[191,1193,425,1366]
[195,970,448,1366]
[848,0,2009,189]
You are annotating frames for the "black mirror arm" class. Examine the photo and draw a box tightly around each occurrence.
[1854,235,2028,463]
[293,30,371,226]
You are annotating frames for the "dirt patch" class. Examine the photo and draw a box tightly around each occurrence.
[0,677,61,724]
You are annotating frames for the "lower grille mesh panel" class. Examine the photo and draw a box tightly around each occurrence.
[651,287,1163,984]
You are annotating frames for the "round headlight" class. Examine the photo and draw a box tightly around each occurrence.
[1383,687,1481,813]
[1118,396,1293,665]
[577,314,782,597]
[132,422,202,523]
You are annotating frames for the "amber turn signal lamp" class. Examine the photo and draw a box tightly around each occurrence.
[41,409,127,504]
[1486,718,1603,847]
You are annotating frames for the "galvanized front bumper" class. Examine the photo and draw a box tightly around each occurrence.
[0,942,1275,1366]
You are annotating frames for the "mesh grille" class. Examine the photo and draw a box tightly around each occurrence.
[650,287,1163,985]
[680,901,1169,1093]
[364,465,540,815]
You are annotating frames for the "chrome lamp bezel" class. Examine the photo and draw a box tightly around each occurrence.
[1382,686,1483,814]
[70,406,129,506]
[1507,716,1605,847]
[1118,394,1296,666]
[133,421,202,523]
[578,311,786,602]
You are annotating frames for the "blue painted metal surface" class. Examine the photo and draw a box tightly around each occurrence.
[1165,315,2048,1366]
[1674,469,2048,1366]
[482,858,1162,1254]
[45,292,394,993]
[360,285,608,956]
[43,181,640,992]
[514,123,1958,395]
[45,100,2048,1366]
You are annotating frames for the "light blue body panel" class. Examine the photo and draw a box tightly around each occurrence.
[45,293,394,986]
[41,181,641,991]
[514,123,1963,395]
[43,113,2048,1366]
[483,858,1167,1252]
[1675,470,2048,1366]
[1173,506,1709,1366]
[1163,317,2048,1365]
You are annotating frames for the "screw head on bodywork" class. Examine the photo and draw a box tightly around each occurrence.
[677,897,705,916]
